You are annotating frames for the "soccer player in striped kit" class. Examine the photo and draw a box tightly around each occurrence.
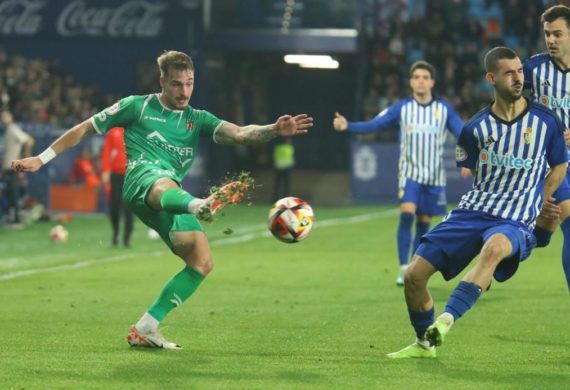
[333,61,464,286]
[524,5,570,292]
[388,47,567,359]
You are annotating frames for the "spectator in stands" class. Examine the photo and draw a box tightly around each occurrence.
[100,127,133,247]
[1,110,34,226]
[71,146,100,188]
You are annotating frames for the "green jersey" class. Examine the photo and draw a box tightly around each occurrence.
[91,94,223,201]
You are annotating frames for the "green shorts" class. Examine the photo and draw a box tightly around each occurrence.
[124,166,204,250]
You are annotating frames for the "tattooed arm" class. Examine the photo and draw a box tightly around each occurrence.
[214,114,313,145]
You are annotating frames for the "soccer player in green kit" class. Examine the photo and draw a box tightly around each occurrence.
[11,51,313,349]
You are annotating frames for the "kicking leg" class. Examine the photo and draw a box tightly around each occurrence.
[426,233,512,347]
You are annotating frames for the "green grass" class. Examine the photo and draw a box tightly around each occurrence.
[1,205,570,389]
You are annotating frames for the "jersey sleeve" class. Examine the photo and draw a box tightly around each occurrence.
[445,104,464,139]
[90,96,139,135]
[545,113,568,168]
[523,59,533,90]
[456,127,479,169]
[346,100,402,133]
[195,109,223,138]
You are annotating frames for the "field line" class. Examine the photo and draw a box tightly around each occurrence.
[0,208,398,282]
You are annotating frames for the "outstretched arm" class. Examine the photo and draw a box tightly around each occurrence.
[11,119,96,172]
[214,114,313,145]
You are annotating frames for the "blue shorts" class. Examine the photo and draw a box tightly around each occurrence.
[399,178,446,216]
[415,209,536,282]
[552,171,570,204]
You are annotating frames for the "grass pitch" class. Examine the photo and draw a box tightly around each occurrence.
[1,205,569,389]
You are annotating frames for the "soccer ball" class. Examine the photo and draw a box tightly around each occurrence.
[268,197,314,243]
[50,225,69,243]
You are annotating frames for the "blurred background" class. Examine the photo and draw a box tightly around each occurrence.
[0,0,562,224]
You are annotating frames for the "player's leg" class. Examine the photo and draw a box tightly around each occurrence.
[109,173,123,246]
[387,251,438,359]
[146,177,205,215]
[558,200,570,292]
[426,231,514,347]
[396,201,416,286]
[413,214,432,253]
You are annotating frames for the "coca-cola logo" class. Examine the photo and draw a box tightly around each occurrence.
[57,0,166,38]
[0,0,45,36]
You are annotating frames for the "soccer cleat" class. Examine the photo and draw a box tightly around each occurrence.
[197,181,250,222]
[396,271,405,286]
[386,342,436,359]
[425,316,453,347]
[127,326,182,350]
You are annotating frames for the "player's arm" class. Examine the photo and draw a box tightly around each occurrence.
[11,119,96,172]
[544,162,567,200]
[214,114,313,145]
[334,101,401,133]
[446,105,464,139]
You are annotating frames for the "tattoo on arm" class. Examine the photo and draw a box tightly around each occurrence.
[215,123,276,144]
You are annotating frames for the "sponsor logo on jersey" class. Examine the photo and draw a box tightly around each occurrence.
[539,95,570,109]
[143,115,167,123]
[523,127,533,144]
[186,120,193,131]
[479,148,533,170]
[541,80,551,87]
[107,102,120,115]
[146,131,194,157]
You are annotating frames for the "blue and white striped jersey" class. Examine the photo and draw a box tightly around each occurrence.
[347,97,463,186]
[524,53,570,129]
[455,100,567,227]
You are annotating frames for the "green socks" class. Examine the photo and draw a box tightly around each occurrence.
[160,188,195,214]
[148,266,205,321]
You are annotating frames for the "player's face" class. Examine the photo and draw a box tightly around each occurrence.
[160,68,194,110]
[409,69,434,96]
[489,58,524,102]
[544,18,570,60]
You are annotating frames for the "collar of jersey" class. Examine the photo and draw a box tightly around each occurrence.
[155,93,189,113]
[488,97,530,126]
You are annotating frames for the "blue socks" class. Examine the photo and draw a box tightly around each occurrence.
[445,281,482,321]
[561,219,570,292]
[413,221,430,253]
[534,225,553,248]
[397,212,414,266]
[409,306,435,340]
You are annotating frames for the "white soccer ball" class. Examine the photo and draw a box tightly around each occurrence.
[147,229,160,240]
[268,197,314,243]
[50,224,69,243]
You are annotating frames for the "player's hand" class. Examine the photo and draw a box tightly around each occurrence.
[274,114,313,137]
[540,196,561,220]
[460,168,473,178]
[333,112,348,131]
[565,130,570,147]
[11,157,43,172]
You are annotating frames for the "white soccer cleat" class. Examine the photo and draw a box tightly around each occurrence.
[127,325,182,350]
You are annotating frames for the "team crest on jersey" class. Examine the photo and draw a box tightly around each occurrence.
[186,120,193,131]
[407,123,413,132]
[434,108,439,120]
[523,127,533,144]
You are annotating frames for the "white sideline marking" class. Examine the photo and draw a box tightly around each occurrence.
[0,208,398,282]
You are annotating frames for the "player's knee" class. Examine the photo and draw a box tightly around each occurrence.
[534,226,553,248]
[480,240,508,265]
[188,255,213,275]
[403,266,427,292]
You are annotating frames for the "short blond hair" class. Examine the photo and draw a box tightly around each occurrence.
[157,50,194,78]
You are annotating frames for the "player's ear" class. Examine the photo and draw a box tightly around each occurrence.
[159,76,165,89]
[485,72,495,85]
